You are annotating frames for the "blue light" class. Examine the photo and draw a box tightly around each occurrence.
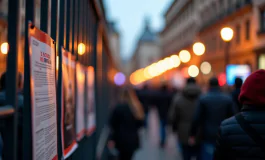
[114,72,126,86]
[226,65,251,86]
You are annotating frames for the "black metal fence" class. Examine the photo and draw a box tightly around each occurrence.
[1,0,116,159]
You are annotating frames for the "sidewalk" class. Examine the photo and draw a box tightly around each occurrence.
[133,108,182,160]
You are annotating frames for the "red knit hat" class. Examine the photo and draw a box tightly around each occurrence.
[239,70,265,105]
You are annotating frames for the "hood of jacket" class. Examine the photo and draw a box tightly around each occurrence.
[182,84,201,99]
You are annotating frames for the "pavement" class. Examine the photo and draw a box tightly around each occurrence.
[133,108,182,160]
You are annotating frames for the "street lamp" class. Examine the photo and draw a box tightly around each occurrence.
[0,42,9,55]
[193,42,205,56]
[220,27,233,70]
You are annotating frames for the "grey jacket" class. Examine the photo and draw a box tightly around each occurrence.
[168,84,201,145]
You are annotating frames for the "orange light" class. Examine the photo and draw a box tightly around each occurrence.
[1,42,9,55]
[78,43,86,55]
[170,55,181,68]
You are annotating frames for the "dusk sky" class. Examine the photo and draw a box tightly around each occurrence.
[104,0,173,60]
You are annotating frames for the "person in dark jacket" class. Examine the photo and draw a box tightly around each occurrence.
[189,77,235,160]
[214,70,265,160]
[108,88,144,160]
[168,77,201,160]
[136,85,151,129]
[231,77,243,112]
[156,84,173,148]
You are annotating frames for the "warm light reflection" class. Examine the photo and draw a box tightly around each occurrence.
[1,42,9,55]
[188,65,199,77]
[200,61,211,75]
[130,54,183,85]
[170,55,181,67]
[193,42,205,56]
[179,50,191,63]
[56,56,59,70]
[78,43,86,55]
[220,27,234,42]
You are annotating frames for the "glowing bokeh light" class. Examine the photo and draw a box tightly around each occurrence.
[193,42,205,56]
[114,72,126,86]
[78,43,86,55]
[179,50,191,63]
[170,55,181,67]
[188,65,199,77]
[220,27,234,42]
[218,73,226,86]
[200,61,211,75]
[1,42,8,55]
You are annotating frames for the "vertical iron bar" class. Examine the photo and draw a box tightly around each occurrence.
[5,0,20,159]
[82,0,85,65]
[23,0,35,159]
[86,1,89,66]
[65,0,71,50]
[40,0,49,32]
[50,0,58,41]
[76,0,80,60]
[71,0,76,54]
[57,0,66,159]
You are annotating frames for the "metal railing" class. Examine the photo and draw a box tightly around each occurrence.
[1,0,117,159]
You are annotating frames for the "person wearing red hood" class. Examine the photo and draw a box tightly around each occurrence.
[214,70,265,160]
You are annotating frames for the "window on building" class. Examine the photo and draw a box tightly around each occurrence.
[245,20,250,40]
[260,10,265,31]
[236,24,241,44]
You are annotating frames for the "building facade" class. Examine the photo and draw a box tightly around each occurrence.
[160,0,265,85]
[131,18,161,73]
[107,21,121,69]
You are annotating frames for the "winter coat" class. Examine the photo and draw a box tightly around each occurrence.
[214,105,265,160]
[109,103,143,152]
[190,88,235,143]
[168,84,201,145]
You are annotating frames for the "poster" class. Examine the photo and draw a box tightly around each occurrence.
[86,66,96,135]
[76,62,85,141]
[61,48,78,158]
[29,24,58,160]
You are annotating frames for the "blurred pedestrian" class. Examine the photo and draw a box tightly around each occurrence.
[214,70,265,160]
[156,84,173,148]
[108,88,144,160]
[189,77,235,160]
[168,77,201,160]
[0,72,24,159]
[231,77,243,112]
[136,85,150,129]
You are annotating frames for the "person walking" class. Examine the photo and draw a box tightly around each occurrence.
[108,88,144,160]
[231,77,243,112]
[168,77,201,160]
[214,70,265,160]
[156,84,173,148]
[189,77,235,160]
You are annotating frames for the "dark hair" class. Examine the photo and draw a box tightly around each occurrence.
[186,77,196,84]
[209,77,219,87]
[0,72,6,90]
[234,77,243,88]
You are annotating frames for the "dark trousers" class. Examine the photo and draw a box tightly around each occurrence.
[179,143,201,160]
[160,119,166,146]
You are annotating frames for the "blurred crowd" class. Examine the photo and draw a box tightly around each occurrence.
[108,70,265,160]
